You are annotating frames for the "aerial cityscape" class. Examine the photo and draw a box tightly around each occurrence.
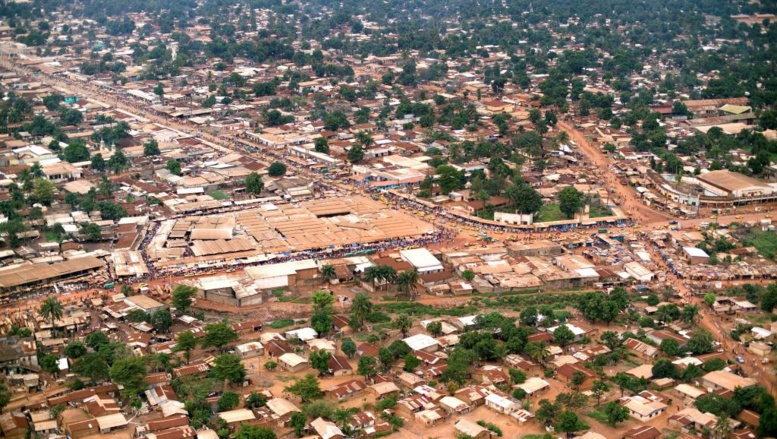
[0,0,776,438]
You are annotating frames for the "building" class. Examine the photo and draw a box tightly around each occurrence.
[235,342,264,358]
[245,259,320,290]
[453,419,490,439]
[218,409,256,430]
[324,379,366,401]
[399,248,444,274]
[697,170,775,198]
[622,425,661,439]
[0,412,29,439]
[517,377,550,396]
[310,417,344,439]
[403,334,440,353]
[485,392,520,414]
[370,381,400,399]
[622,395,668,421]
[625,338,659,359]
[265,398,300,425]
[682,247,710,265]
[701,371,757,393]
[278,353,309,372]
[124,295,167,315]
[556,363,597,390]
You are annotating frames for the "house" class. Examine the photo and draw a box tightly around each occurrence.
[438,396,472,415]
[621,394,668,421]
[327,354,353,376]
[59,408,98,439]
[278,353,309,372]
[398,372,426,389]
[485,392,520,414]
[454,419,490,439]
[324,379,366,401]
[556,363,597,390]
[96,413,129,434]
[264,339,292,357]
[474,365,509,386]
[622,425,661,439]
[0,412,29,439]
[548,323,587,341]
[308,338,337,355]
[517,377,550,396]
[285,327,318,342]
[235,342,264,358]
[265,398,301,425]
[370,381,400,399]
[124,295,167,315]
[626,364,654,380]
[173,362,210,378]
[624,338,658,359]
[454,385,492,407]
[504,355,542,375]
[397,394,437,418]
[668,407,718,432]
[403,334,439,352]
[145,426,197,439]
[310,417,344,439]
[218,409,256,430]
[414,408,449,427]
[231,321,262,334]
[701,371,757,392]
[357,342,379,357]
[646,330,687,348]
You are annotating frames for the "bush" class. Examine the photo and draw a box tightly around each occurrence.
[268,319,294,329]
[477,420,503,437]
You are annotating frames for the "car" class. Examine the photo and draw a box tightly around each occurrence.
[669,220,678,225]
[736,356,745,364]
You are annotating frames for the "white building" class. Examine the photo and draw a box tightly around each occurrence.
[400,248,444,274]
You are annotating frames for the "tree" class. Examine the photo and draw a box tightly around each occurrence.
[506,184,543,214]
[217,392,240,412]
[289,412,306,437]
[555,411,589,436]
[357,355,377,378]
[602,401,629,426]
[143,139,160,156]
[552,324,575,349]
[110,356,147,400]
[284,373,322,402]
[347,144,364,163]
[91,153,106,171]
[760,284,777,312]
[246,172,264,194]
[396,268,419,299]
[264,361,277,371]
[151,309,173,333]
[403,354,421,372]
[153,83,164,97]
[166,159,182,176]
[687,331,715,355]
[174,331,197,364]
[107,149,129,174]
[41,354,60,374]
[349,293,373,330]
[314,137,329,154]
[311,311,333,336]
[525,341,550,366]
[202,322,238,352]
[268,162,287,176]
[461,270,475,281]
[63,142,91,162]
[64,341,87,359]
[651,358,678,379]
[40,297,64,330]
[660,338,680,356]
[436,165,464,194]
[591,379,610,406]
[758,407,777,438]
[520,306,539,326]
[341,338,357,358]
[309,350,332,376]
[509,369,526,385]
[202,95,216,108]
[682,304,700,325]
[600,331,622,351]
[245,392,268,409]
[558,186,583,219]
[321,264,336,281]
[172,284,198,314]
[536,399,560,426]
[646,294,660,306]
[393,314,413,338]
[211,354,246,385]
[33,179,56,205]
[235,425,276,439]
[71,353,109,383]
[570,371,587,391]
[80,223,102,241]
[426,321,443,337]
[704,293,716,307]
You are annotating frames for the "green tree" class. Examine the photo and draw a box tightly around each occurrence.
[202,95,216,108]
[321,264,336,281]
[396,268,420,299]
[349,293,373,331]
[211,354,246,385]
[0,382,10,411]
[110,356,147,400]
[202,322,238,352]
[217,392,240,412]
[357,355,377,378]
[347,144,364,163]
[107,149,129,174]
[289,412,306,437]
[235,424,276,439]
[558,186,583,219]
[72,353,110,383]
[393,314,413,338]
[341,338,357,358]
[41,354,60,374]
[651,358,678,379]
[426,321,443,337]
[687,331,715,355]
[436,164,464,194]
[591,379,610,406]
[33,179,57,205]
[704,293,716,307]
[172,284,198,314]
[602,401,629,426]
[284,373,322,402]
[166,159,182,175]
[143,139,161,156]
[314,137,329,154]
[309,349,332,376]
[40,297,64,330]
[535,399,561,426]
[552,324,575,349]
[153,83,164,97]
[506,184,543,214]
[63,141,91,162]
[660,338,680,356]
[555,411,589,436]
[151,309,173,333]
[174,330,198,364]
[245,392,268,408]
[64,341,87,359]
[403,354,421,372]
[245,172,264,194]
[267,162,287,176]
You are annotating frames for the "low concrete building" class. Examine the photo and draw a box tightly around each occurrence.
[278,353,309,372]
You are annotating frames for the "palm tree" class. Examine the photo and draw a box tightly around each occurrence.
[711,415,732,439]
[40,297,64,333]
[350,293,373,330]
[682,305,700,325]
[355,131,374,149]
[321,264,336,281]
[332,408,356,430]
[554,130,570,146]
[526,341,550,366]
[363,266,381,291]
[396,268,420,299]
[394,314,413,338]
[377,265,397,291]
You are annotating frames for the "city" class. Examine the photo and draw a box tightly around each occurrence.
[0,1,776,439]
